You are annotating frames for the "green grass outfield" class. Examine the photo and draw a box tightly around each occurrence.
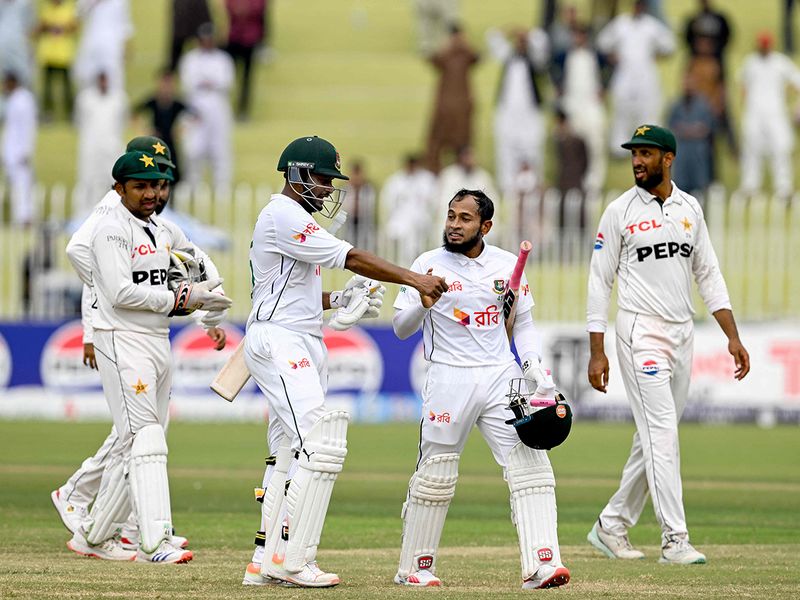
[1,420,798,598]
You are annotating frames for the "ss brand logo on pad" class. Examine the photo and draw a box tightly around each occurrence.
[417,555,434,569]
[537,548,553,561]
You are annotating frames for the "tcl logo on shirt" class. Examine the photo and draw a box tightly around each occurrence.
[636,242,694,262]
[133,243,157,256]
[625,219,661,235]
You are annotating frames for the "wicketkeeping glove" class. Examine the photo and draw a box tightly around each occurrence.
[170,277,233,316]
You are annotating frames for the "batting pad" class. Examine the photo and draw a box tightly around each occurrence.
[397,453,459,577]
[85,454,130,545]
[283,411,349,572]
[506,442,561,579]
[129,424,173,554]
[258,440,292,574]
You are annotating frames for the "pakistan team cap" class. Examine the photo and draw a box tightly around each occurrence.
[112,151,166,182]
[621,124,677,155]
[126,136,176,169]
[277,135,349,180]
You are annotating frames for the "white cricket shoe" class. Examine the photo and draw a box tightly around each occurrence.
[522,565,570,589]
[51,489,86,534]
[587,520,645,560]
[266,560,340,587]
[242,562,295,586]
[659,536,706,565]
[136,540,193,564]
[66,531,135,561]
[394,569,442,587]
[121,528,189,551]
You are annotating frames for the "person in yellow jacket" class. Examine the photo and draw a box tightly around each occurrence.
[36,0,78,120]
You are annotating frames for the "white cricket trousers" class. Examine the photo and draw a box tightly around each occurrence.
[93,330,172,448]
[244,321,329,454]
[418,361,533,470]
[599,309,694,543]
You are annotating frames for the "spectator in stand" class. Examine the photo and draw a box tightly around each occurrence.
[436,145,498,228]
[560,23,606,193]
[0,0,35,86]
[168,0,212,70]
[225,0,266,120]
[381,153,438,266]
[74,71,127,211]
[684,0,735,153]
[597,0,675,157]
[133,69,191,185]
[179,22,235,191]
[413,0,460,57]
[73,0,131,91]
[424,23,479,173]
[1,71,37,226]
[668,74,714,197]
[553,108,588,231]
[785,0,796,54]
[486,25,549,197]
[341,160,378,253]
[547,3,578,88]
[738,31,800,199]
[36,0,78,121]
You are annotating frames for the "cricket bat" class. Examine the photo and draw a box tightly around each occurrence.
[210,341,250,402]
[503,241,533,340]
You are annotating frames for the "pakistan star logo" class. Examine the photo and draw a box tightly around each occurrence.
[151,141,167,155]
[635,125,651,137]
[139,154,155,168]
[681,217,692,231]
[132,378,148,395]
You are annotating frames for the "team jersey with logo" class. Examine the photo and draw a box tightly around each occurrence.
[67,190,220,338]
[89,202,191,335]
[248,194,353,337]
[393,244,533,367]
[587,184,731,332]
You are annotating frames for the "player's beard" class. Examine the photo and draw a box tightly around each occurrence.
[634,163,665,191]
[442,228,483,254]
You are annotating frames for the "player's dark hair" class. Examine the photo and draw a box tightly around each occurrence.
[449,189,494,223]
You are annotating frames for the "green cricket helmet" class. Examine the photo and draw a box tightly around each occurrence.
[277,136,348,218]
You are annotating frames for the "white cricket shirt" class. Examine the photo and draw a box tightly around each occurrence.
[90,202,190,335]
[587,184,731,333]
[248,194,353,337]
[393,244,533,366]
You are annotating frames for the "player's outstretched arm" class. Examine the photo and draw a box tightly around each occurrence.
[344,248,448,306]
[712,308,750,380]
[588,332,610,393]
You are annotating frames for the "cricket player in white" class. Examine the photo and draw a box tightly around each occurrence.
[53,137,226,553]
[62,150,232,564]
[586,125,750,564]
[392,189,570,590]
[243,135,448,587]
[1,72,37,226]
[737,31,800,198]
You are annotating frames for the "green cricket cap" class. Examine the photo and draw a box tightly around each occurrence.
[126,136,176,169]
[112,151,167,182]
[277,135,349,180]
[621,124,677,154]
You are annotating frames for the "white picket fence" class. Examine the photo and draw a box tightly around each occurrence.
[1,182,798,322]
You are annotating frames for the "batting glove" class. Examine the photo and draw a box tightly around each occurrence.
[522,358,556,406]
[328,286,371,331]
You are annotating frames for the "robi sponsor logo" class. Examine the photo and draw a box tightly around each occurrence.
[642,360,659,376]
[323,326,383,394]
[172,325,249,393]
[40,321,102,389]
